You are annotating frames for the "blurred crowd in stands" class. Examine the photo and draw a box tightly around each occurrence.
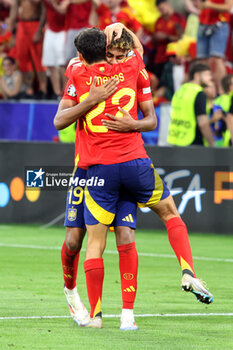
[0,0,233,146]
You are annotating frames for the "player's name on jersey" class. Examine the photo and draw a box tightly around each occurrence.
[46,176,105,188]
[86,73,125,86]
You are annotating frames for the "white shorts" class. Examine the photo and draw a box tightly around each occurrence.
[42,28,66,67]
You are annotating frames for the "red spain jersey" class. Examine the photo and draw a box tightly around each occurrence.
[200,0,230,25]
[63,55,152,164]
[69,51,148,167]
[65,56,152,102]
[63,67,152,105]
[137,68,152,103]
[153,12,186,64]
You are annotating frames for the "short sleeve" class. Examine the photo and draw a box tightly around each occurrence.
[62,80,78,102]
[194,91,207,117]
[229,96,233,114]
[137,69,152,102]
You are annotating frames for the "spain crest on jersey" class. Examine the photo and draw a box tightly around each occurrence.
[67,84,77,97]
[68,207,77,221]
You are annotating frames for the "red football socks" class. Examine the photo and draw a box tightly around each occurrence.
[84,258,104,318]
[117,242,138,309]
[166,217,196,277]
[61,241,80,290]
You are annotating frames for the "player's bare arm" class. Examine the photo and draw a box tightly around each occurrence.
[197,114,214,146]
[104,23,143,58]
[54,77,118,130]
[103,100,157,132]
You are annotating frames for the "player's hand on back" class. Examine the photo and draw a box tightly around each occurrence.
[89,76,119,105]
[102,107,138,132]
[104,23,126,46]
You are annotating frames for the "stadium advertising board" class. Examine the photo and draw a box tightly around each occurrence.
[0,142,232,233]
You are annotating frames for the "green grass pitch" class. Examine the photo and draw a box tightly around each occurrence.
[0,224,233,350]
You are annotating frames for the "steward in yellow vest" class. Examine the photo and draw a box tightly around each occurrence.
[168,62,214,146]
[219,74,233,146]
[213,93,231,147]
[58,123,76,143]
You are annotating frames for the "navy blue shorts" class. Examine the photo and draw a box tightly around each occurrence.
[64,167,137,229]
[84,158,170,226]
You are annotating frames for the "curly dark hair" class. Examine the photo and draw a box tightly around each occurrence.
[74,27,107,64]
[107,28,134,52]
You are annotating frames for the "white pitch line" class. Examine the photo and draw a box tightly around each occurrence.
[0,243,60,250]
[0,313,233,321]
[0,243,233,263]
[105,250,233,263]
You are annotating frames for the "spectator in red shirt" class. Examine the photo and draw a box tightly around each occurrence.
[152,0,186,80]
[9,0,47,98]
[42,0,66,98]
[66,0,92,64]
[89,0,142,37]
[197,0,233,93]
[54,0,92,64]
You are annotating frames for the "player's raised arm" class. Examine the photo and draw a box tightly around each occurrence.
[54,77,118,130]
[104,23,143,58]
